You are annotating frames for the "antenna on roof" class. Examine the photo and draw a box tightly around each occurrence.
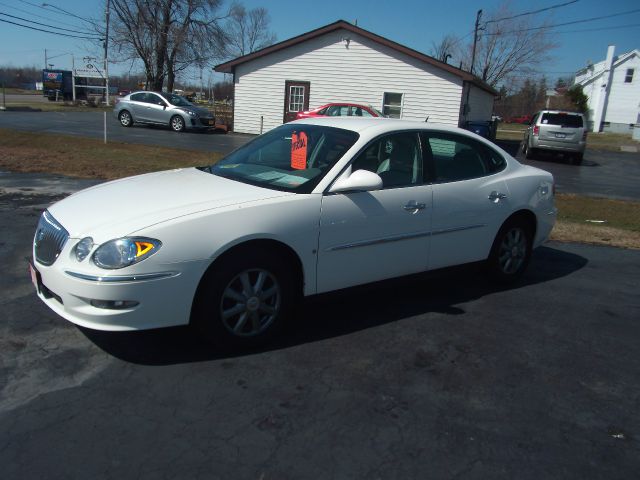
[424,116,429,123]
[354,19,358,26]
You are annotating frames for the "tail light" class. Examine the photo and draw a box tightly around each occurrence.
[533,125,540,136]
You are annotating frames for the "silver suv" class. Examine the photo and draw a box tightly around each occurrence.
[114,91,215,132]
[523,110,586,164]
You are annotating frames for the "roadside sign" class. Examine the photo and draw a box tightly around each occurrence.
[74,66,104,79]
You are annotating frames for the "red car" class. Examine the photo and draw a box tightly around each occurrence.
[296,103,384,120]
[507,114,533,124]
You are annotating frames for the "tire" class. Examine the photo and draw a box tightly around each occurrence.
[170,115,185,132]
[191,249,294,350]
[524,143,536,160]
[118,110,133,127]
[487,219,533,283]
[572,152,584,165]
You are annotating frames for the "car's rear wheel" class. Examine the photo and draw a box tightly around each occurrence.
[118,110,133,127]
[487,219,533,283]
[524,143,536,160]
[572,152,584,165]
[170,115,185,132]
[191,250,294,350]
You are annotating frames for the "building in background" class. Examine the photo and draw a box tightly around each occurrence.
[215,20,497,135]
[575,45,640,133]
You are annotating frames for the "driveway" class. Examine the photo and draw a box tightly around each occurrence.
[1,173,639,479]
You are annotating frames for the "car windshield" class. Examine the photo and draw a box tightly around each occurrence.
[203,124,359,193]
[368,106,385,117]
[541,113,583,128]
[160,93,193,107]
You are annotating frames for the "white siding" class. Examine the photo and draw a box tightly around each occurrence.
[233,29,464,134]
[604,54,640,125]
[465,84,495,122]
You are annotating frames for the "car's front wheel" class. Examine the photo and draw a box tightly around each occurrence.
[191,250,294,350]
[118,110,133,127]
[170,115,185,132]
[487,219,533,283]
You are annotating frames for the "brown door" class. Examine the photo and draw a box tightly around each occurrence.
[283,80,310,123]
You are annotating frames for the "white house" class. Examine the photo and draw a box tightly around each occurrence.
[215,20,497,135]
[575,45,640,133]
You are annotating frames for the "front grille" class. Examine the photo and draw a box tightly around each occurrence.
[34,210,69,266]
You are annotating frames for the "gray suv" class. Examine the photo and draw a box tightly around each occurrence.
[114,91,215,132]
[523,110,586,164]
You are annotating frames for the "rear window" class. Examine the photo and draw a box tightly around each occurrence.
[541,113,584,128]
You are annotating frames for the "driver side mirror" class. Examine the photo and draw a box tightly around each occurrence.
[329,169,383,194]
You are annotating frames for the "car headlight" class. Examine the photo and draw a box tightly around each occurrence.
[93,237,162,269]
[75,237,94,262]
[185,110,198,117]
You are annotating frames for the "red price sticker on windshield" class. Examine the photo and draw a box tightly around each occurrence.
[291,132,307,170]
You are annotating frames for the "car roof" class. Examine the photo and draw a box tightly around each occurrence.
[289,116,464,135]
[536,110,584,115]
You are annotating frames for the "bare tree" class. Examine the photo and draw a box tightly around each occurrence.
[429,34,460,64]
[111,0,227,91]
[460,2,558,87]
[225,4,276,58]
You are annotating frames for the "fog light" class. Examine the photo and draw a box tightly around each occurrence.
[90,299,139,310]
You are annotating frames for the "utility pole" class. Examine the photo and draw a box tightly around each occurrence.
[103,0,111,106]
[470,9,483,75]
[44,49,48,69]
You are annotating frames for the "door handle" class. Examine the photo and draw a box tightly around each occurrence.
[488,191,507,203]
[403,201,426,212]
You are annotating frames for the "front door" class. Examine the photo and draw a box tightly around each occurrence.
[316,131,431,293]
[283,81,310,123]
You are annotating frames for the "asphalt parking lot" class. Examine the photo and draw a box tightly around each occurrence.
[2,111,640,200]
[1,173,639,479]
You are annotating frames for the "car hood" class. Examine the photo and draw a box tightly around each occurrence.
[48,168,292,239]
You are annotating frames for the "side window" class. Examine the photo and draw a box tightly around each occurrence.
[327,105,348,116]
[146,94,165,106]
[360,108,373,117]
[130,92,146,102]
[350,132,422,189]
[426,133,505,183]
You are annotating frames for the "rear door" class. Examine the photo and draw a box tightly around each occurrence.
[283,81,310,123]
[538,112,584,145]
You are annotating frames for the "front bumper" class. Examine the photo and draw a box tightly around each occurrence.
[30,242,209,331]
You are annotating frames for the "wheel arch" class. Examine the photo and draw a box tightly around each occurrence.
[190,238,305,318]
[502,209,537,240]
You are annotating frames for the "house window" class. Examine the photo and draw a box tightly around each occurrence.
[383,92,403,118]
[625,68,634,83]
[288,86,305,112]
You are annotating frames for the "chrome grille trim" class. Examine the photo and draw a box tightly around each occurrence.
[34,210,69,266]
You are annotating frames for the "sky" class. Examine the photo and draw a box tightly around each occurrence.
[0,0,638,88]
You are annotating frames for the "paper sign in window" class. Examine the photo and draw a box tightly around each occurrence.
[291,132,307,170]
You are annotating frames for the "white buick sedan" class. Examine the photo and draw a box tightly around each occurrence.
[30,118,556,348]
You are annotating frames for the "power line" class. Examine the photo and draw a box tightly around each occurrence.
[551,22,640,34]
[0,12,97,35]
[483,8,640,35]
[0,18,103,40]
[17,0,96,27]
[0,1,92,31]
[486,0,580,24]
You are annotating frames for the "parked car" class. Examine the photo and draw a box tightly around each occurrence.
[29,118,556,349]
[507,115,532,124]
[114,91,215,132]
[296,103,384,120]
[523,110,587,164]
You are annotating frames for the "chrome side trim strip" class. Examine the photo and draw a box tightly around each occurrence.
[327,231,432,251]
[431,224,486,236]
[65,271,178,283]
[326,224,486,251]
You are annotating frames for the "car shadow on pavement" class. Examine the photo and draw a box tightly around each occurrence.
[79,244,588,365]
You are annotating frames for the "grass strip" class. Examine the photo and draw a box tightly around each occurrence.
[0,128,220,180]
[1,128,638,249]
